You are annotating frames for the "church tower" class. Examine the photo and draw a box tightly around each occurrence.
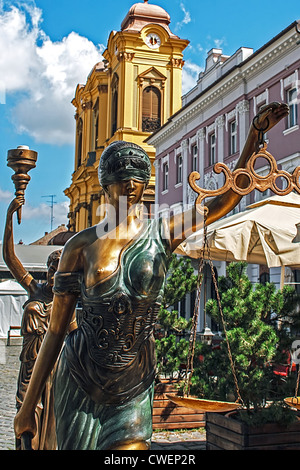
[65,1,189,232]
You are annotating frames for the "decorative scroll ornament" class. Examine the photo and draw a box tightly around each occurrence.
[188,143,300,213]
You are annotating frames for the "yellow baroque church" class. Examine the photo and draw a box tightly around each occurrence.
[65,0,189,232]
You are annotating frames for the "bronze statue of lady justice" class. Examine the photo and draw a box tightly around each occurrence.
[14,102,289,450]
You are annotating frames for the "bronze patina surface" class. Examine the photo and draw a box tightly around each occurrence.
[13,103,291,450]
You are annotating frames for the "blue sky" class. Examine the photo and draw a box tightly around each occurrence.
[0,0,299,244]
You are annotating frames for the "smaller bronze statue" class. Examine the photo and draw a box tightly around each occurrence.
[3,196,62,450]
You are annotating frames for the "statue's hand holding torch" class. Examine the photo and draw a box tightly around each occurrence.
[7,145,38,224]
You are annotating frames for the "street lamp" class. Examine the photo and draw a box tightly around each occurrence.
[200,325,214,345]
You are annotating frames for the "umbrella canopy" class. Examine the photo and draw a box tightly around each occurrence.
[0,279,27,295]
[176,193,300,268]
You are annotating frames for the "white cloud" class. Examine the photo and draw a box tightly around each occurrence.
[206,35,227,51]
[182,61,203,95]
[176,2,191,30]
[22,200,69,226]
[214,37,226,49]
[0,187,13,201]
[0,4,104,145]
[0,198,70,244]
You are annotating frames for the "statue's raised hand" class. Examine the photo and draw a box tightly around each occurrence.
[254,101,289,133]
[7,196,25,217]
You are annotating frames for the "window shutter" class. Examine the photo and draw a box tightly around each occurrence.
[142,86,161,131]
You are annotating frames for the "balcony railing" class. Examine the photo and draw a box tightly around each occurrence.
[142,117,161,132]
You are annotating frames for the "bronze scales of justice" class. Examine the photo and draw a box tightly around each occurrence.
[167,119,300,414]
[6,123,300,417]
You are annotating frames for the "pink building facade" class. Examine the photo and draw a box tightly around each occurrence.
[147,21,300,328]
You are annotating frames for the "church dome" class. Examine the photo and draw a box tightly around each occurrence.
[121,0,176,36]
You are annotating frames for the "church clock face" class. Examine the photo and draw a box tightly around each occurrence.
[145,33,161,49]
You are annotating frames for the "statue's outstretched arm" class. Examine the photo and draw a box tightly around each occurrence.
[14,234,83,441]
[3,197,37,295]
[169,102,289,251]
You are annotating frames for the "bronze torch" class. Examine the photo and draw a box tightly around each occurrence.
[7,145,38,224]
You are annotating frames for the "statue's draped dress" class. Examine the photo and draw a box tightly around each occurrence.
[53,218,172,450]
[16,290,57,450]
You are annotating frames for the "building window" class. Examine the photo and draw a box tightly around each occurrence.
[179,296,186,319]
[259,272,270,285]
[229,120,237,154]
[162,162,168,191]
[287,87,298,128]
[293,269,300,295]
[192,145,198,171]
[142,86,161,132]
[94,113,99,149]
[92,98,99,151]
[76,118,83,168]
[176,154,183,184]
[111,73,119,136]
[209,133,216,166]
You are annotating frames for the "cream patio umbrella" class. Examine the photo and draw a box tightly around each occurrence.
[176,193,300,280]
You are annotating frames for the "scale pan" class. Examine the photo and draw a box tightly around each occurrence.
[284,397,300,410]
[166,394,241,412]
